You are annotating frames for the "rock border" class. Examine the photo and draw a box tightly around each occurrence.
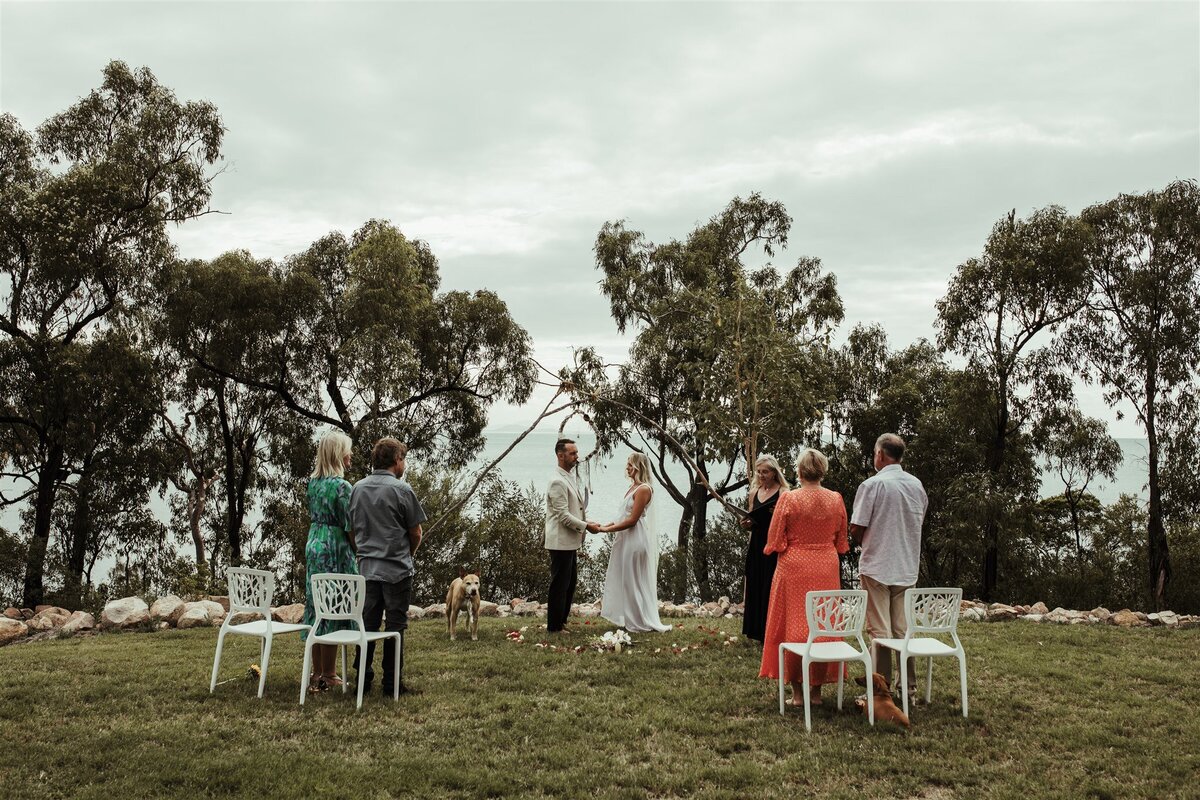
[2,594,1196,647]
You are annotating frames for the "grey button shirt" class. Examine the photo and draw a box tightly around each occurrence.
[350,469,428,583]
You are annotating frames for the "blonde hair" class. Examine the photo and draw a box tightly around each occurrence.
[627,452,653,493]
[751,454,791,492]
[311,430,353,479]
[795,448,829,482]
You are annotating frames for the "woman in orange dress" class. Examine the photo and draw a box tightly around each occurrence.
[758,447,849,707]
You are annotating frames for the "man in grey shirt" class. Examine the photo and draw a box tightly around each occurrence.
[350,437,427,694]
[850,433,928,692]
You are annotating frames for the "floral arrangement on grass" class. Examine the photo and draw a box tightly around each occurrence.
[507,623,742,656]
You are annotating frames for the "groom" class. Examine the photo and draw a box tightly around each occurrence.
[544,438,600,633]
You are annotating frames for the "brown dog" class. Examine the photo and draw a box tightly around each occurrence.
[446,567,482,641]
[855,672,912,730]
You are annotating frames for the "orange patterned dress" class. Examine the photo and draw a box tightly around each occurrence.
[757,486,850,685]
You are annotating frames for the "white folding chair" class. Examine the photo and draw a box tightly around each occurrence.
[210,567,311,698]
[873,587,968,719]
[299,573,402,710]
[778,589,874,732]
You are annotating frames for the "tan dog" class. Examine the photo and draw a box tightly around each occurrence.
[446,567,482,641]
[855,672,912,730]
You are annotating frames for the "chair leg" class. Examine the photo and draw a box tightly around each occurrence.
[926,656,933,704]
[802,656,812,733]
[209,628,226,694]
[863,657,874,725]
[837,664,845,710]
[356,640,368,711]
[899,652,910,718]
[778,646,786,716]
[299,639,315,706]
[340,645,348,694]
[257,635,272,699]
[393,634,401,700]
[958,653,969,718]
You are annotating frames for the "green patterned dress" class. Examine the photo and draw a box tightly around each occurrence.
[301,476,359,639]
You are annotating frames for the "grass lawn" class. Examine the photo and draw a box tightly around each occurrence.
[1,616,1197,799]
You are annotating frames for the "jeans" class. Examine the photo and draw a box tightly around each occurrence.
[357,575,412,687]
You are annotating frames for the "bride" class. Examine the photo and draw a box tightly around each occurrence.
[599,452,671,633]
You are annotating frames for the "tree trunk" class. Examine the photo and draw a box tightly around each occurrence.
[673,503,694,603]
[187,478,209,573]
[22,442,66,608]
[63,464,95,608]
[1067,491,1084,579]
[689,481,711,601]
[981,386,1009,601]
[1145,387,1171,610]
[216,384,243,567]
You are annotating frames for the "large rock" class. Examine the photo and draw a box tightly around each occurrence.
[1021,614,1044,623]
[150,595,187,626]
[1109,609,1142,628]
[424,603,447,619]
[0,618,28,646]
[227,611,265,626]
[1029,601,1049,615]
[101,597,151,630]
[986,604,1019,622]
[59,611,96,635]
[3,607,22,620]
[1044,608,1071,625]
[962,607,987,622]
[193,600,227,624]
[1091,607,1112,623]
[271,604,305,624]
[575,603,601,618]
[407,605,426,621]
[513,601,540,617]
[177,605,212,629]
[205,595,231,612]
[478,601,500,617]
[27,606,72,631]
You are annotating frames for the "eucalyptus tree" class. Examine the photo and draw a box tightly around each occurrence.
[593,194,842,600]
[160,250,318,568]
[54,331,166,607]
[1064,179,1200,609]
[0,62,223,606]
[935,205,1092,600]
[1039,410,1123,576]
[168,222,535,473]
[826,326,1003,591]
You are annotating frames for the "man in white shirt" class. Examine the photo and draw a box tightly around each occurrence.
[849,433,928,691]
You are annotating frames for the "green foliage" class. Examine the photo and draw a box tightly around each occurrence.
[1064,179,1200,607]
[0,61,224,607]
[591,194,842,601]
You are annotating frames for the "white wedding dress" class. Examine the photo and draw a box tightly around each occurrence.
[601,485,671,633]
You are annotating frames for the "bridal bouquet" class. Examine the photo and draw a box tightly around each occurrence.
[593,629,632,653]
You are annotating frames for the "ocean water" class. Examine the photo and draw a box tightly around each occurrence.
[463,428,1151,523]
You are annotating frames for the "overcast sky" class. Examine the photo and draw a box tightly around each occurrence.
[2,0,1197,437]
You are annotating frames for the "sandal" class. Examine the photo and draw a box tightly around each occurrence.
[307,676,327,695]
[321,675,345,690]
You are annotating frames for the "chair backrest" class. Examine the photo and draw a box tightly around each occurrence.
[310,573,365,621]
[903,587,963,635]
[806,589,868,640]
[227,568,274,615]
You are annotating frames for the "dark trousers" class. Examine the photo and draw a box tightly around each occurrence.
[547,549,578,632]
[357,575,412,687]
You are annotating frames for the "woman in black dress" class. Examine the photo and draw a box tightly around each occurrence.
[741,454,789,642]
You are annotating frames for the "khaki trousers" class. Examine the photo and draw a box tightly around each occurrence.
[861,574,915,690]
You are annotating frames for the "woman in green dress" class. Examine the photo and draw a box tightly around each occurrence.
[302,430,359,691]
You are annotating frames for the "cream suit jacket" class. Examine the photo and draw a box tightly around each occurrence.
[544,466,588,551]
